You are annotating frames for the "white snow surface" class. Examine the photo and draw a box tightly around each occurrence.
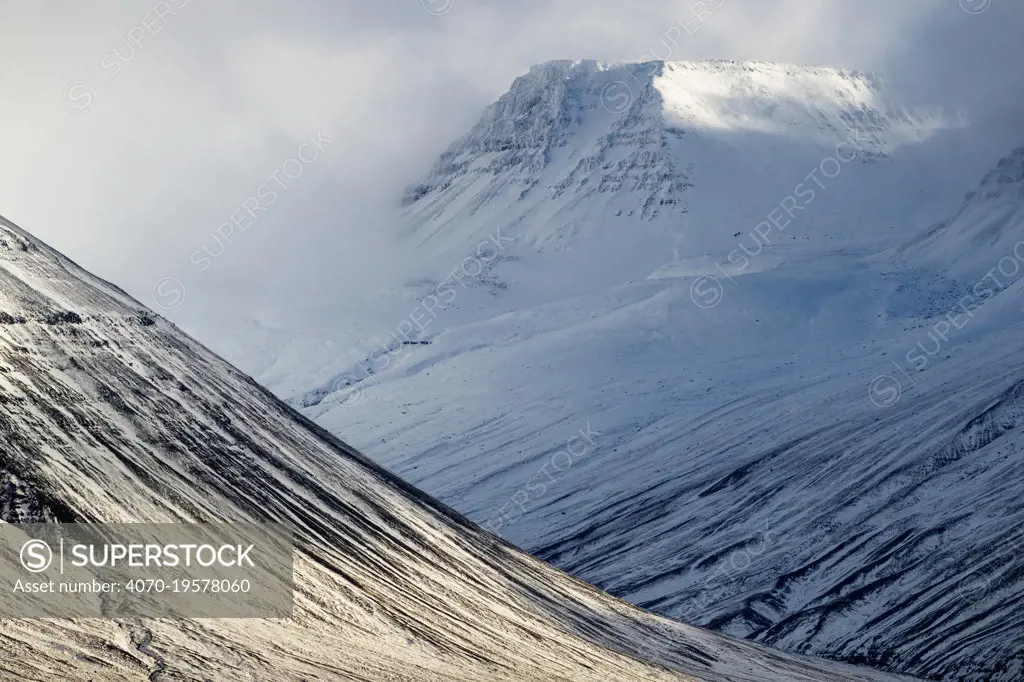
[0,213,918,679]
[254,61,1024,681]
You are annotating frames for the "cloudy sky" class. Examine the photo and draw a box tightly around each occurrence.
[0,0,1021,344]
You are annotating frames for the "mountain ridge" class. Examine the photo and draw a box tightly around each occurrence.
[394,58,967,308]
[287,61,1024,681]
[1,211,913,680]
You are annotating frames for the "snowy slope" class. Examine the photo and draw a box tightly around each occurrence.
[898,146,1024,280]
[301,254,1024,681]
[397,60,969,302]
[0,214,918,680]
[285,63,1024,681]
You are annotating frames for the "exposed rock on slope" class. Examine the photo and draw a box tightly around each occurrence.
[0,213,909,681]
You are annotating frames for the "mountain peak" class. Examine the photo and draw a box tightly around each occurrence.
[403,58,912,206]
[496,58,911,143]
[971,145,1024,201]
[399,58,955,291]
[898,144,1024,278]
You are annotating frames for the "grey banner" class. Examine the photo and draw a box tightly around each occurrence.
[0,523,293,618]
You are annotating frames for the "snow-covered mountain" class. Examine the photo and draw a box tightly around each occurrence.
[0,213,920,680]
[284,61,1024,681]
[397,59,968,300]
[898,146,1024,280]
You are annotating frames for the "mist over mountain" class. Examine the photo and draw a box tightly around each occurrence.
[2,1,1023,679]
[281,60,1024,681]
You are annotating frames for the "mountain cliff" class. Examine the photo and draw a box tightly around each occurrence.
[399,59,962,298]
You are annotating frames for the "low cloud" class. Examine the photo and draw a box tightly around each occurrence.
[0,0,1019,342]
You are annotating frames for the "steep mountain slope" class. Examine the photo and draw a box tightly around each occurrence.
[289,63,1024,681]
[301,254,1024,681]
[0,214,916,680]
[397,59,967,303]
[898,146,1024,280]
